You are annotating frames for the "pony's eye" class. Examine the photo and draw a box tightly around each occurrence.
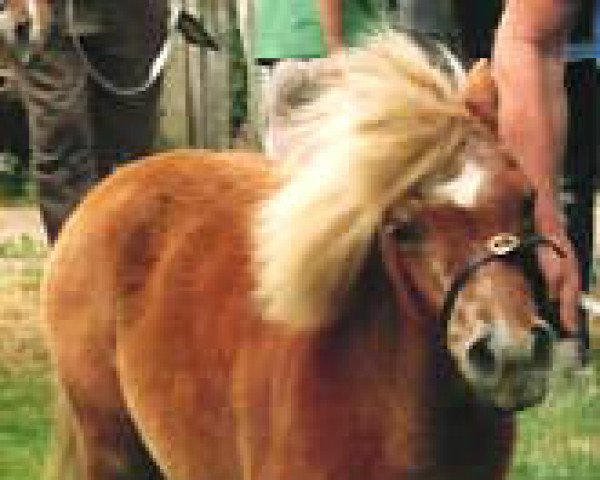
[390,220,425,244]
[0,1,6,12]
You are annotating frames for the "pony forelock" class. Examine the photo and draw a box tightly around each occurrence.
[254,32,486,331]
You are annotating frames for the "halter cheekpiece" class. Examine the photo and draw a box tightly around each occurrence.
[439,232,566,343]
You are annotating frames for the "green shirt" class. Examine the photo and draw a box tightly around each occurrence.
[254,0,382,61]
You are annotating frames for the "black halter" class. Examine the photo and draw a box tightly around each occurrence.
[439,233,566,341]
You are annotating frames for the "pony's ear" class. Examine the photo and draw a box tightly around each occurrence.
[462,59,498,131]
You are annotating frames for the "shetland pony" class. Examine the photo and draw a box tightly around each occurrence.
[43,34,556,480]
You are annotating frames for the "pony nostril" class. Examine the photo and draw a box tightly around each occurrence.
[531,325,553,368]
[467,335,497,377]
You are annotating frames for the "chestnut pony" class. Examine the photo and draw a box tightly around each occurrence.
[43,34,556,480]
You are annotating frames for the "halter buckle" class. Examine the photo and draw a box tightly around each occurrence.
[487,233,520,256]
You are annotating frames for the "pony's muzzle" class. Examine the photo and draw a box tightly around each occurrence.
[467,324,554,376]
[466,323,554,409]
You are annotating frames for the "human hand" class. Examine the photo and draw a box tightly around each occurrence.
[534,193,580,335]
[492,13,575,336]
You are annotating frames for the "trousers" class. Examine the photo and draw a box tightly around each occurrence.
[14,0,166,242]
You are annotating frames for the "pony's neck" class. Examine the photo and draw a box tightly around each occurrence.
[317,255,513,475]
[368,280,512,475]
[303,272,513,478]
[330,268,456,466]
[388,308,457,467]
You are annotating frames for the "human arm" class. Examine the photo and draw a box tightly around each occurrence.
[319,0,343,53]
[492,0,580,333]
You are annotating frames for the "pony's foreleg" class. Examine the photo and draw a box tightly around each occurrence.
[72,405,163,480]
[48,377,164,480]
[44,387,81,480]
[44,293,164,480]
[491,417,516,480]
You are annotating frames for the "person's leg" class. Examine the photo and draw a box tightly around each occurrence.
[15,40,97,242]
[87,61,161,176]
[563,59,597,364]
[236,0,253,59]
[236,0,264,148]
[259,63,278,158]
[83,0,167,174]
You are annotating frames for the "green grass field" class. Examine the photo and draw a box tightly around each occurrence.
[0,367,52,480]
[510,354,600,480]
[1,350,598,480]
[0,234,599,480]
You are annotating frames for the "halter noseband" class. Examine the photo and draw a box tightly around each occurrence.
[439,233,566,341]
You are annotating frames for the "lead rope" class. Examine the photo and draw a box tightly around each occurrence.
[66,0,184,96]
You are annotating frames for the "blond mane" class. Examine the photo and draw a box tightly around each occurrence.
[254,32,486,330]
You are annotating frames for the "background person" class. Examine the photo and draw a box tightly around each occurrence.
[0,0,168,243]
[250,0,381,157]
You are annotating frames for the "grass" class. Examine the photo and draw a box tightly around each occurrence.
[0,235,599,479]
[1,349,598,480]
[0,234,46,259]
[510,351,600,479]
[0,367,53,480]
[0,234,51,480]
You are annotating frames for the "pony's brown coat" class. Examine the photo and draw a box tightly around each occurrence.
[44,149,515,480]
[43,33,528,480]
[45,150,277,479]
